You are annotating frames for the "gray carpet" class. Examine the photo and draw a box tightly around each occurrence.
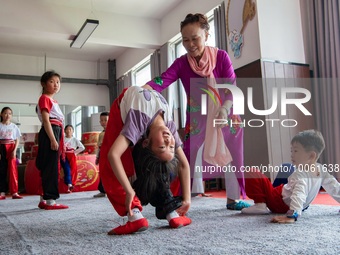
[0,191,339,255]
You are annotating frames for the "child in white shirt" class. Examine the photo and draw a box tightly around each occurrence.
[241,129,340,223]
[61,124,85,192]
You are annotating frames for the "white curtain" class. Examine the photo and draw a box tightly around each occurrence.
[116,71,132,94]
[214,2,227,51]
[150,49,161,78]
[150,43,176,114]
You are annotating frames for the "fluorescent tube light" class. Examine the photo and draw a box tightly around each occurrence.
[70,19,99,49]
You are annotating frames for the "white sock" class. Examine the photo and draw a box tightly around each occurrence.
[166,210,179,222]
[127,208,144,222]
[46,199,56,206]
[0,192,5,196]
[40,196,46,202]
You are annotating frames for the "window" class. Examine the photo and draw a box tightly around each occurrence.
[133,58,151,86]
[73,106,82,140]
[207,18,216,47]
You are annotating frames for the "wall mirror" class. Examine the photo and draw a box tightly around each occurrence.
[0,103,105,143]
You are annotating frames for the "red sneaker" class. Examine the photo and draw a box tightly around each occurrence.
[108,218,149,235]
[44,203,69,210]
[38,201,47,209]
[169,216,192,229]
[12,194,23,199]
[0,196,5,200]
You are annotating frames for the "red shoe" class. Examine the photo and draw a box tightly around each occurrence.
[38,201,47,209]
[169,216,192,229]
[0,196,5,200]
[44,203,69,210]
[12,194,23,199]
[108,218,149,235]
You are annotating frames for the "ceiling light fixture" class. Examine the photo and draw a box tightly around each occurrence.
[70,19,99,49]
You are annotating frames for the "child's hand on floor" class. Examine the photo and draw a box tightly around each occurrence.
[270,215,295,224]
[176,200,191,216]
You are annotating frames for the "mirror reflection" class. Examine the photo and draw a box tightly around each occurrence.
[0,103,106,163]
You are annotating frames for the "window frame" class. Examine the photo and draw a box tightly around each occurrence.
[132,58,151,86]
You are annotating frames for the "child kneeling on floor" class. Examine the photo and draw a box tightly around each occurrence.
[99,86,191,235]
[241,129,340,223]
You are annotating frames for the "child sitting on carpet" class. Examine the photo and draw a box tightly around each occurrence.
[241,129,340,223]
[99,86,191,235]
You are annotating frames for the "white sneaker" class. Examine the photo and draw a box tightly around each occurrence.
[241,203,270,214]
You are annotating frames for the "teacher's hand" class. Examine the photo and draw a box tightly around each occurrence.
[214,106,230,128]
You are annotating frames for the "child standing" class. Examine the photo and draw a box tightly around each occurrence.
[241,130,340,223]
[61,124,85,192]
[100,86,191,235]
[93,111,109,198]
[0,107,22,199]
[35,71,68,210]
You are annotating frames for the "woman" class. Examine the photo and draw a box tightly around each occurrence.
[144,13,249,210]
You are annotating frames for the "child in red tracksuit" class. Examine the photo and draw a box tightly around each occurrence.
[99,86,191,235]
[0,107,22,200]
[61,124,85,192]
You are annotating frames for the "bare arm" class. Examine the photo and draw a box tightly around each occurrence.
[175,146,191,216]
[41,110,58,151]
[215,100,233,128]
[108,134,135,216]
[270,216,295,224]
[74,139,85,155]
[11,137,20,159]
[142,84,153,90]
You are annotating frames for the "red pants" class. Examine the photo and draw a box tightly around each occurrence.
[65,152,77,185]
[0,143,19,194]
[99,89,142,216]
[245,168,289,213]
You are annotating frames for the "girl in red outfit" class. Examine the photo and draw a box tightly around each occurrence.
[36,71,68,210]
[0,107,22,200]
[61,124,85,192]
[99,86,191,235]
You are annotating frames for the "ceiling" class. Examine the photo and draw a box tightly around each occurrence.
[0,0,183,62]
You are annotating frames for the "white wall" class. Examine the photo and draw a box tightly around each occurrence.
[0,53,110,133]
[116,48,154,78]
[160,0,222,43]
[0,53,110,107]
[226,0,261,69]
[0,79,109,108]
[257,0,306,64]
[0,53,108,79]
[16,116,40,133]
